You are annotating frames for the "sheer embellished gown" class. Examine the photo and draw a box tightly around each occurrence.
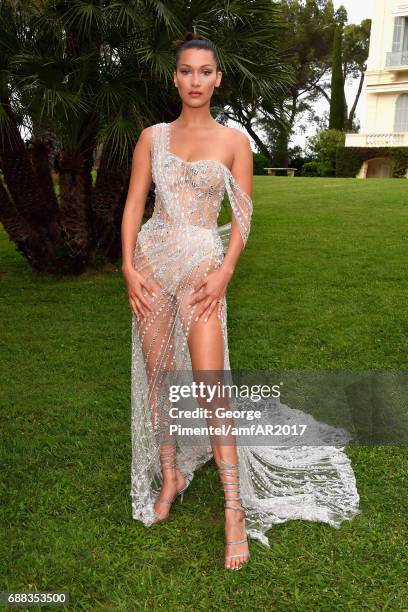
[130,122,360,547]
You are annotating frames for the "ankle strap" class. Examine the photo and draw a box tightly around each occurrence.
[217,458,245,512]
[159,441,177,471]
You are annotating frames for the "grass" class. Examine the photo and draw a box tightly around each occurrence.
[1,176,408,610]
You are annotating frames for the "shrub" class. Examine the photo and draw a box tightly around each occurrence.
[301,161,321,177]
[253,152,270,175]
[306,129,346,176]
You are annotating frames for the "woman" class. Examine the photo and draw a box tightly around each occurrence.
[121,33,360,571]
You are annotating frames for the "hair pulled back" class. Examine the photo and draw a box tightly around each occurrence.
[174,31,221,71]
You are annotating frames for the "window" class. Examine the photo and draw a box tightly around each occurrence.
[392,16,408,52]
[394,94,408,131]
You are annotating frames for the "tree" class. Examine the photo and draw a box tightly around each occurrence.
[307,16,371,132]
[0,0,292,274]
[250,0,338,167]
[342,19,371,130]
[220,2,370,167]
[329,25,345,130]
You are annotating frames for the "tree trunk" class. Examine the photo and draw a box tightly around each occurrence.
[0,177,49,270]
[105,172,131,264]
[346,70,365,131]
[79,114,98,254]
[58,150,92,273]
[273,127,290,167]
[0,98,57,267]
[91,143,132,260]
[244,122,273,161]
[30,139,64,247]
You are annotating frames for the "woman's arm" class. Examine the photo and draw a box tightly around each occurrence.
[121,127,157,320]
[219,129,253,279]
[121,127,153,271]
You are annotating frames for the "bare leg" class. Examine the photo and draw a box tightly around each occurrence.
[185,298,250,570]
[135,277,187,522]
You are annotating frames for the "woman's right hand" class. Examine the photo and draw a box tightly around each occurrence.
[122,265,158,321]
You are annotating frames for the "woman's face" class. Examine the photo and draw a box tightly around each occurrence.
[174,48,222,106]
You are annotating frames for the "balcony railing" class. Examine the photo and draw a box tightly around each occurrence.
[386,51,408,67]
[366,133,405,146]
[345,133,407,147]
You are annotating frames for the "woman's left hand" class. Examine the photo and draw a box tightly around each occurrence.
[189,267,233,323]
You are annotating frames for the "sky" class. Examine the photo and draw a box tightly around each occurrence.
[334,0,374,25]
[290,0,374,150]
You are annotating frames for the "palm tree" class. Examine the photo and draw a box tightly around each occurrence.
[0,0,292,274]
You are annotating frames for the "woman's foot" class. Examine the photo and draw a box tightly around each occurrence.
[224,508,249,570]
[153,442,188,523]
[217,458,250,570]
[153,468,187,522]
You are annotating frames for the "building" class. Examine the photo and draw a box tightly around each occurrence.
[345,0,408,178]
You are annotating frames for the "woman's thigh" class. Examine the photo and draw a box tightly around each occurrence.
[187,308,225,370]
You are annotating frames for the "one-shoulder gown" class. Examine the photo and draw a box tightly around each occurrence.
[129,122,360,547]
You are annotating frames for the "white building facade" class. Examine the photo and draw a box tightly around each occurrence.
[345,0,408,178]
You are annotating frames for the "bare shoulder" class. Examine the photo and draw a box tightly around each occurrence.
[220,126,251,159]
[132,125,154,162]
[223,126,250,145]
[137,125,153,147]
[227,126,251,143]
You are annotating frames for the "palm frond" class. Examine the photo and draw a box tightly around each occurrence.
[55,0,104,39]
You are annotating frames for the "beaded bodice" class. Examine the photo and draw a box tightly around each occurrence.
[148,122,253,248]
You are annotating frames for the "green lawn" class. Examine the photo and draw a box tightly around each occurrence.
[1,177,408,610]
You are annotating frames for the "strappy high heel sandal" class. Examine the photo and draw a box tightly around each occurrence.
[152,440,188,524]
[217,457,250,570]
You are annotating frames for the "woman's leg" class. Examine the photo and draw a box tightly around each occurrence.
[183,295,250,570]
[136,277,187,522]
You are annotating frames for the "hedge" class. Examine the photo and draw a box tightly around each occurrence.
[336,146,408,178]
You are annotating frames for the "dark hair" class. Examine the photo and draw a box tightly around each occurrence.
[174,32,221,71]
